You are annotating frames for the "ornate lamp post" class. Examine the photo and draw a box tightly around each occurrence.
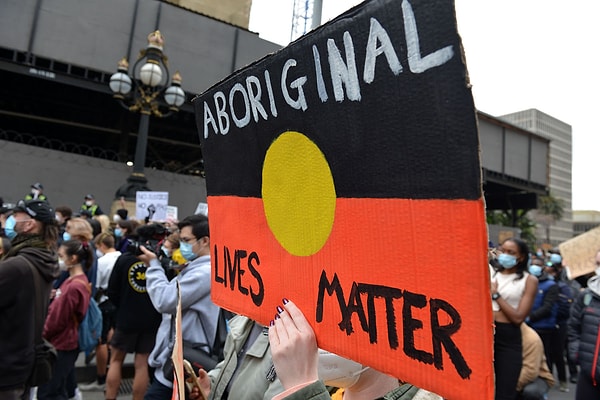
[109,30,186,200]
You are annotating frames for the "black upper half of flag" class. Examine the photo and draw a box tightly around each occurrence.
[194,0,481,200]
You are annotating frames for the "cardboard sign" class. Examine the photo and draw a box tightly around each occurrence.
[135,191,169,221]
[194,0,492,399]
[560,226,600,279]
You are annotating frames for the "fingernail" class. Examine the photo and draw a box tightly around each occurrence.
[282,298,289,304]
[275,314,280,320]
[269,320,274,327]
[277,305,284,314]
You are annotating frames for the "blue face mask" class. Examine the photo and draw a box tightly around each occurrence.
[179,241,197,261]
[114,228,123,238]
[550,254,562,264]
[4,215,17,239]
[63,232,71,241]
[528,265,543,277]
[161,245,171,257]
[498,253,518,269]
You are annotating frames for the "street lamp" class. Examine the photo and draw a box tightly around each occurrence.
[110,30,186,200]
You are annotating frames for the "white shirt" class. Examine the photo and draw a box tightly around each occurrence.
[96,251,121,303]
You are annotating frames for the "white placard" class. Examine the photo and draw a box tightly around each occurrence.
[135,191,168,221]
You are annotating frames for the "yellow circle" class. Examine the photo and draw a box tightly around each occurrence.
[262,131,336,256]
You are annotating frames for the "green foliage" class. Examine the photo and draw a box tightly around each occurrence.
[538,194,565,222]
[486,209,537,249]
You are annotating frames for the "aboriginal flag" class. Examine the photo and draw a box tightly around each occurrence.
[194,1,492,399]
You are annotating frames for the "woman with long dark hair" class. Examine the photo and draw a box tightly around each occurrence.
[37,239,94,400]
[490,238,538,400]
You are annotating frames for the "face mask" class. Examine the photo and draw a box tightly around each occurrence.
[114,228,123,238]
[317,349,369,388]
[96,249,104,258]
[179,241,197,261]
[31,189,40,197]
[528,265,543,277]
[498,253,518,269]
[536,251,543,258]
[161,245,172,257]
[550,254,562,264]
[63,232,71,241]
[4,215,17,239]
[85,200,93,206]
[58,259,69,271]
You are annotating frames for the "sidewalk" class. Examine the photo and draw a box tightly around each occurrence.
[73,352,134,399]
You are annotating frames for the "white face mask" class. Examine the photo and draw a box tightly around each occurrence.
[317,349,369,388]
[85,200,93,206]
[58,259,69,271]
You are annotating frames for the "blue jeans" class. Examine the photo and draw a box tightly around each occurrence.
[144,379,173,400]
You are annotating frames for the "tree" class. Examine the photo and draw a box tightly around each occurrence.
[486,209,537,249]
[536,194,565,243]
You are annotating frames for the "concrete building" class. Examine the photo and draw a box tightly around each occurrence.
[500,109,573,245]
[573,210,600,237]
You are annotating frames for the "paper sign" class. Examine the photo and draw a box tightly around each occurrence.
[194,1,492,399]
[166,206,179,222]
[135,191,169,221]
[171,281,184,400]
[559,226,600,279]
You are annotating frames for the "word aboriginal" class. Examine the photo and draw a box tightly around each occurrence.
[316,271,472,380]
[202,0,454,139]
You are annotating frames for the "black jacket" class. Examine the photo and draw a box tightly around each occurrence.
[0,246,58,390]
[568,276,600,385]
[107,252,161,334]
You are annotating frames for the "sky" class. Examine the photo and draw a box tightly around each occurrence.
[249,0,600,212]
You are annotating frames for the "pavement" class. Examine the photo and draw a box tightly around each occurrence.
[71,352,579,400]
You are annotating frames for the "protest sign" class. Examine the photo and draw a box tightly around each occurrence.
[560,226,600,279]
[135,191,168,221]
[194,0,492,398]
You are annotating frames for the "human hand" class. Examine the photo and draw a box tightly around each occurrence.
[137,245,157,264]
[268,299,318,390]
[188,367,210,400]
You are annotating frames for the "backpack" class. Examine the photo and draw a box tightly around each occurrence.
[74,279,103,354]
[556,281,574,321]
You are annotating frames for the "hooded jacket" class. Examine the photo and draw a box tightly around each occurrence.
[567,275,600,386]
[0,245,58,390]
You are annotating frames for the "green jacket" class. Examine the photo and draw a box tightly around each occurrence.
[280,381,423,400]
[207,315,284,400]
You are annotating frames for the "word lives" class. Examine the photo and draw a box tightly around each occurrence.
[213,244,264,306]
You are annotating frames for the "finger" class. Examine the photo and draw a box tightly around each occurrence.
[282,300,313,333]
[268,318,280,347]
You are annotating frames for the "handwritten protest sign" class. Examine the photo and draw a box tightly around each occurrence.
[560,226,600,279]
[194,0,492,398]
[135,191,168,221]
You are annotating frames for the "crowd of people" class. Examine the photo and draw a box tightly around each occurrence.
[1,183,600,400]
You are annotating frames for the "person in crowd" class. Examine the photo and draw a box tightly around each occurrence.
[37,239,93,400]
[55,205,73,245]
[94,214,111,235]
[526,257,559,377]
[490,238,538,400]
[79,232,122,392]
[0,200,59,399]
[138,214,220,399]
[0,236,12,257]
[264,299,440,400]
[106,225,163,400]
[115,219,140,254]
[113,208,128,223]
[0,202,13,238]
[517,323,555,400]
[25,182,48,201]
[545,260,575,390]
[79,194,104,216]
[567,249,600,400]
[57,217,98,297]
[158,231,184,279]
[192,315,283,400]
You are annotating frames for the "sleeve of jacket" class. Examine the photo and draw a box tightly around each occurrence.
[107,256,121,307]
[529,283,559,322]
[146,258,199,314]
[517,325,543,391]
[567,290,586,364]
[274,381,331,400]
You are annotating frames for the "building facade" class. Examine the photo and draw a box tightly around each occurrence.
[500,109,573,245]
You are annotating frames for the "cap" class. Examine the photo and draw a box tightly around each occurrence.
[13,200,55,224]
[31,182,44,191]
[84,194,94,200]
